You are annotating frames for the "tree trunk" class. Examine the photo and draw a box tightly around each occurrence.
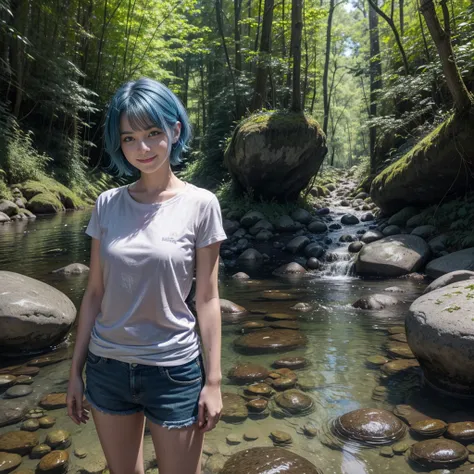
[12,0,29,119]
[251,0,274,111]
[322,0,335,135]
[400,0,404,35]
[290,0,303,112]
[420,0,473,113]
[234,0,242,76]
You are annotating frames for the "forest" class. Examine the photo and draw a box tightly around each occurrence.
[0,0,473,208]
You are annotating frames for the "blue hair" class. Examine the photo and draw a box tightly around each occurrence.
[104,78,192,177]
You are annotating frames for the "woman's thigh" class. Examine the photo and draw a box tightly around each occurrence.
[92,408,146,474]
[148,421,204,474]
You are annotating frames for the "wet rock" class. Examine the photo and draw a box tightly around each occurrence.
[388,326,405,335]
[226,434,241,445]
[307,221,328,234]
[244,383,272,398]
[304,243,324,259]
[380,446,394,457]
[406,281,474,396]
[302,423,318,437]
[272,263,307,276]
[348,241,364,253]
[25,409,45,419]
[389,333,408,343]
[228,363,269,384]
[291,209,312,224]
[37,450,69,473]
[232,272,250,280]
[272,376,297,390]
[456,465,474,473]
[384,286,405,293]
[220,299,247,315]
[264,313,297,321]
[260,289,297,300]
[306,257,321,270]
[382,225,401,236]
[290,302,312,312]
[39,393,67,410]
[386,342,415,359]
[21,419,40,432]
[249,220,274,236]
[409,439,468,469]
[361,230,384,244]
[0,271,77,352]
[274,389,313,415]
[0,400,29,427]
[30,443,52,459]
[446,422,474,444]
[270,430,292,446]
[45,430,71,450]
[221,393,248,423]
[381,359,420,376]
[234,330,307,354]
[243,429,259,441]
[0,212,10,222]
[393,405,431,426]
[52,263,89,275]
[221,447,322,474]
[411,225,437,240]
[237,248,263,263]
[333,408,407,445]
[0,452,22,472]
[73,448,87,459]
[223,219,240,235]
[27,352,67,367]
[361,212,374,222]
[246,398,268,413]
[424,270,474,294]
[388,207,419,227]
[411,419,447,438]
[366,355,389,366]
[329,223,342,230]
[268,320,300,330]
[426,248,474,279]
[5,384,33,398]
[0,374,17,388]
[275,215,300,232]
[240,211,265,228]
[0,431,39,455]
[272,356,308,370]
[392,441,410,454]
[341,214,359,225]
[240,321,266,333]
[352,294,399,310]
[205,453,227,473]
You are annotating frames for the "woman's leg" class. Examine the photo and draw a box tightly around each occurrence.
[91,408,146,474]
[148,421,204,474]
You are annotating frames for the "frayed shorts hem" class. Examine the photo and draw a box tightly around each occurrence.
[85,393,143,417]
[146,414,198,430]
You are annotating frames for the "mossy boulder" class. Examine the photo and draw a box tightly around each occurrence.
[26,193,64,214]
[224,111,327,201]
[370,113,474,213]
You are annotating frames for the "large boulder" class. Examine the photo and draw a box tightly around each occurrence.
[424,270,474,294]
[0,271,76,352]
[370,113,474,214]
[224,111,327,201]
[355,235,431,277]
[425,248,474,279]
[406,281,474,397]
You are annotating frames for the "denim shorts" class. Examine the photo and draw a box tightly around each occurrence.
[84,351,205,429]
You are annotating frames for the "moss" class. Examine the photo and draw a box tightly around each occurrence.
[27,192,64,213]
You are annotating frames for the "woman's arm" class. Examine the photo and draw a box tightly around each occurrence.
[195,241,223,431]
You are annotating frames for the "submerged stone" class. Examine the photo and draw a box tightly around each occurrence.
[0,431,39,455]
[381,359,419,376]
[274,389,313,415]
[386,342,415,359]
[272,356,308,370]
[221,393,248,423]
[227,363,269,384]
[411,419,447,438]
[409,439,468,469]
[446,422,474,444]
[234,330,307,354]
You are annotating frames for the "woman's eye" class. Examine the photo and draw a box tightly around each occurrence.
[150,130,162,137]
[123,136,133,142]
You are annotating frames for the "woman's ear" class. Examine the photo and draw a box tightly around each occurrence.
[173,121,181,143]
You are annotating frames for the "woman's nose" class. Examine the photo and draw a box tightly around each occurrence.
[138,140,151,152]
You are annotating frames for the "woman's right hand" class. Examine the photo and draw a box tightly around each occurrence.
[66,374,89,425]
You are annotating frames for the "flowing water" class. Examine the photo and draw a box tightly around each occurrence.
[0,207,473,473]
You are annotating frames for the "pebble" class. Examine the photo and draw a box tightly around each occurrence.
[388,326,405,335]
[15,375,34,385]
[270,430,292,446]
[30,443,52,459]
[380,446,394,457]
[302,423,318,437]
[39,393,67,410]
[45,430,71,450]
[366,355,389,366]
[226,434,241,445]
[21,419,40,432]
[38,416,56,429]
[5,385,33,398]
[37,450,69,473]
[0,374,17,388]
[0,452,22,473]
[392,441,410,454]
[244,429,259,441]
[73,448,87,459]
[25,409,45,419]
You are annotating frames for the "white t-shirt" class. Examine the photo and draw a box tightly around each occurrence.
[85,182,227,366]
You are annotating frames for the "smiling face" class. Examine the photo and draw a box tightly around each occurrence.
[119,114,181,174]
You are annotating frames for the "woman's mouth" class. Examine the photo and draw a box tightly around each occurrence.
[137,155,156,164]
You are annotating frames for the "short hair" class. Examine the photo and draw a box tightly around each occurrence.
[104,78,192,176]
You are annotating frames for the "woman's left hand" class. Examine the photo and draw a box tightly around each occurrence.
[198,383,222,432]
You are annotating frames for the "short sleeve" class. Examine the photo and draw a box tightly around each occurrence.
[85,198,101,239]
[195,196,227,249]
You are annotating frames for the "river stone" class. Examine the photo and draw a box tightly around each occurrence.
[333,408,407,445]
[307,221,328,234]
[234,330,307,354]
[446,422,474,444]
[221,393,248,422]
[45,430,71,450]
[306,257,321,270]
[411,419,447,437]
[228,363,269,384]
[424,270,474,294]
[0,452,22,472]
[389,333,407,343]
[0,200,18,217]
[272,356,308,370]
[406,281,474,396]
[220,299,247,314]
[367,355,389,366]
[341,214,359,225]
[275,389,313,414]
[0,431,38,455]
[304,243,324,259]
[409,439,468,468]
[303,423,318,437]
[21,419,40,432]
[275,215,298,232]
[380,446,394,457]
[0,374,17,388]
[352,294,399,310]
[388,326,405,335]
[361,212,374,222]
[249,219,274,236]
[240,211,265,228]
[355,235,430,277]
[237,248,263,263]
[269,320,300,331]
[52,263,89,275]
[221,447,323,474]
[37,450,69,473]
[272,375,297,390]
[15,375,33,385]
[226,434,241,445]
[291,208,312,224]
[27,352,67,368]
[381,359,420,375]
[286,236,310,254]
[246,398,268,413]
[232,272,250,280]
[0,212,10,222]
[411,225,437,240]
[5,385,33,399]
[457,465,474,473]
[223,219,240,235]
[240,321,266,333]
[0,271,77,352]
[270,430,292,445]
[265,313,297,323]
[393,405,431,426]
[39,393,67,410]
[244,429,259,441]
[382,225,402,237]
[244,383,272,398]
[425,248,474,279]
[0,400,29,427]
[30,443,52,459]
[260,289,297,300]
[39,416,56,429]
[290,302,312,312]
[361,230,383,244]
[272,263,307,277]
[392,441,411,454]
[205,454,227,473]
[348,241,364,253]
[387,342,415,359]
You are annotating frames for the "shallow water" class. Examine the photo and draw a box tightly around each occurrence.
[1,209,473,473]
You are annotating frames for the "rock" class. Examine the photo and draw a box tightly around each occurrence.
[0,452,22,472]
[221,393,248,422]
[393,405,431,426]
[237,248,263,263]
[246,399,268,413]
[51,263,89,275]
[333,408,407,445]
[244,383,273,398]
[226,434,241,445]
[392,441,410,454]
[302,423,318,437]
[306,258,321,270]
[243,429,259,441]
[275,215,298,232]
[264,313,297,321]
[382,225,402,237]
[224,111,327,201]
[286,236,310,254]
[290,302,312,312]
[39,393,67,410]
[38,416,55,429]
[5,385,33,398]
[270,430,292,446]
[352,294,399,310]
[316,207,330,215]
[411,225,437,239]
[366,355,389,366]
[355,235,430,277]
[384,286,405,293]
[0,374,17,388]
[425,249,474,279]
[406,281,474,396]
[389,333,407,343]
[381,359,419,376]
[388,326,405,335]
[429,234,449,255]
[255,230,273,241]
[221,447,322,474]
[37,450,69,473]
[30,443,52,459]
[348,241,364,253]
[274,389,313,414]
[3,366,39,377]
[380,446,394,457]
[329,223,342,230]
[27,352,67,367]
[272,263,307,276]
[291,209,312,224]
[260,290,297,300]
[307,221,328,234]
[220,299,247,314]
[409,439,468,469]
[411,419,447,437]
[446,422,474,444]
[386,342,415,359]
[304,243,324,258]
[232,272,250,280]
[387,207,419,227]
[0,271,76,352]
[0,431,39,455]
[45,430,71,449]
[205,453,227,473]
[21,419,40,432]
[234,330,307,354]
[0,211,10,222]
[249,220,273,236]
[341,214,359,225]
[361,212,374,222]
[240,321,266,333]
[424,270,474,294]
[228,363,269,384]
[361,230,384,244]
[240,211,265,228]
[272,356,308,370]
[0,200,19,217]
[0,400,28,427]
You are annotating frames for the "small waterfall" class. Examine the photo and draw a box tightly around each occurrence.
[320,251,356,278]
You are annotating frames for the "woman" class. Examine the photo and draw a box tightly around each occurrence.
[66,78,226,474]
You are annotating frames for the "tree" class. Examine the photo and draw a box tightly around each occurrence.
[290,0,303,111]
